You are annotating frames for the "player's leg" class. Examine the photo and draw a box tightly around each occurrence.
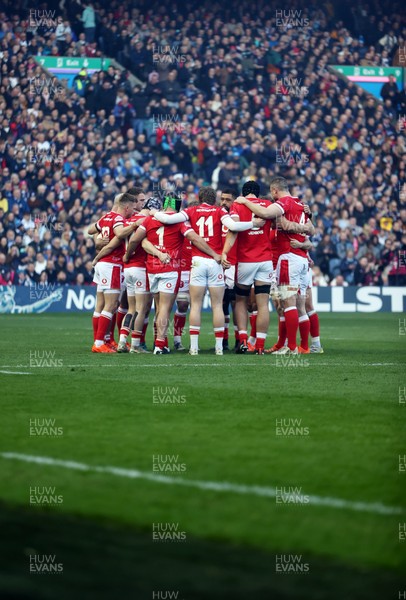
[296,291,310,353]
[128,269,151,353]
[306,287,323,353]
[235,262,254,353]
[92,263,121,352]
[130,292,150,353]
[253,281,270,355]
[247,287,258,350]
[174,298,188,351]
[117,273,132,353]
[117,292,134,353]
[189,285,206,355]
[223,265,236,351]
[207,259,225,355]
[208,286,225,355]
[234,287,250,352]
[222,288,231,351]
[251,261,273,354]
[154,290,176,355]
[93,290,104,342]
[173,271,190,351]
[116,287,128,341]
[140,293,153,351]
[274,255,299,354]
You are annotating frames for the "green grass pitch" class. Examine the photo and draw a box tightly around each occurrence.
[0,312,405,599]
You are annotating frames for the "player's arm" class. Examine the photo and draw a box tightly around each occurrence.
[93,233,109,251]
[115,219,144,240]
[185,230,221,263]
[149,210,187,224]
[290,237,313,251]
[221,214,265,231]
[141,238,170,264]
[221,230,237,268]
[279,216,315,235]
[124,227,146,262]
[88,222,99,235]
[234,196,283,219]
[92,236,122,267]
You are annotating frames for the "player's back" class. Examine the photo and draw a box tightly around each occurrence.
[182,203,226,257]
[275,195,308,258]
[97,211,125,264]
[125,213,147,267]
[230,198,272,263]
[141,214,187,273]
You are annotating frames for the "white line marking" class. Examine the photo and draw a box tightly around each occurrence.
[0,363,401,369]
[1,452,403,516]
[0,370,31,375]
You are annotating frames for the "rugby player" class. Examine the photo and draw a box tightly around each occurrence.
[219,188,238,350]
[88,193,135,353]
[124,193,224,355]
[151,186,260,355]
[234,176,315,354]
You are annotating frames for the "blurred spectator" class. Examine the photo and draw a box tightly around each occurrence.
[0,0,404,288]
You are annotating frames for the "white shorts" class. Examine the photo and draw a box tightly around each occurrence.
[237,261,274,287]
[148,271,179,294]
[93,262,122,293]
[125,266,148,295]
[306,267,312,290]
[276,253,309,296]
[177,270,190,301]
[224,265,236,290]
[190,256,224,288]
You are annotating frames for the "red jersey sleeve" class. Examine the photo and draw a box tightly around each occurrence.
[180,221,193,237]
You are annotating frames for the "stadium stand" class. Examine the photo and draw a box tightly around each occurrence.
[0,0,405,287]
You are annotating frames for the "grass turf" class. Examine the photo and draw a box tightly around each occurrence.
[0,312,405,599]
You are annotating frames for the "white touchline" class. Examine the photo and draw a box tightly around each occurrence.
[0,363,401,370]
[0,370,32,375]
[1,452,403,516]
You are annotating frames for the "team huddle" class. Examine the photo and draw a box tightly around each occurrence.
[88,177,323,356]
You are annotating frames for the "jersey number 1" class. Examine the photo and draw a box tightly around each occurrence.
[156,226,165,246]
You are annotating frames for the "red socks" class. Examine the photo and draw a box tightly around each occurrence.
[249,311,257,338]
[116,307,127,333]
[298,315,310,350]
[174,312,186,338]
[284,307,298,351]
[92,312,100,341]
[308,310,320,338]
[276,316,286,349]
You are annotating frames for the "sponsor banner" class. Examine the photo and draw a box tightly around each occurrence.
[34,57,111,71]
[330,65,403,100]
[331,65,402,82]
[0,285,405,314]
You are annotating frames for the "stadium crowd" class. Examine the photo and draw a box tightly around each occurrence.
[0,0,405,288]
